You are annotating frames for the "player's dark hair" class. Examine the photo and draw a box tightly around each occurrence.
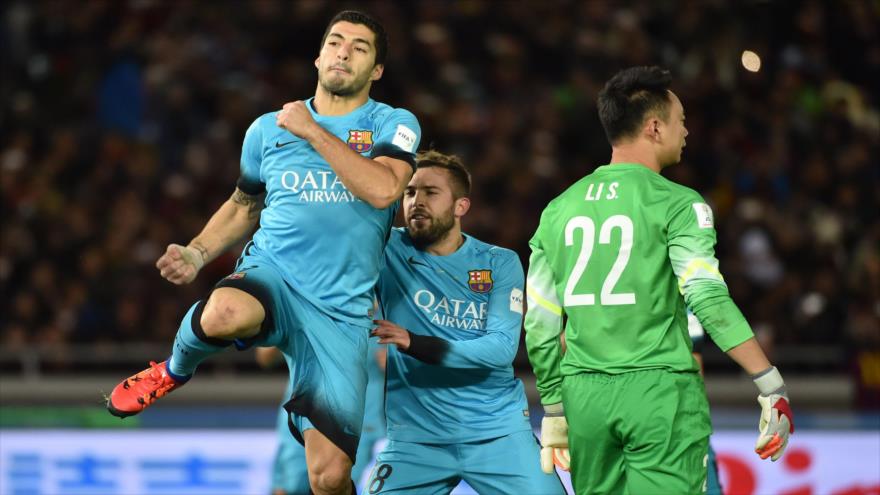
[598,66,673,144]
[416,150,472,199]
[321,10,388,66]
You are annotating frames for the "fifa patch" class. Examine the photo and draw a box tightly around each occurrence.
[391,124,417,152]
[225,272,246,280]
[468,270,493,293]
[692,203,714,229]
[510,287,524,314]
[347,130,373,153]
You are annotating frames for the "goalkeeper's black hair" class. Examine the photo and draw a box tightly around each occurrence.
[598,66,673,145]
[321,10,388,66]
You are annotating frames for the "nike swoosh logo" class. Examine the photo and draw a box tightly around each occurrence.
[275,140,297,148]
[407,256,455,279]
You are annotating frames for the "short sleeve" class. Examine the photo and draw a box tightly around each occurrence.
[369,109,421,170]
[237,117,266,195]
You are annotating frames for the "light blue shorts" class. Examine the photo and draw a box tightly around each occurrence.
[217,251,370,462]
[271,373,386,494]
[707,442,722,495]
[271,378,309,494]
[366,430,565,494]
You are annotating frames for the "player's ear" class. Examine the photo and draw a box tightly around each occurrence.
[315,57,320,70]
[645,118,662,143]
[454,197,470,218]
[371,63,384,81]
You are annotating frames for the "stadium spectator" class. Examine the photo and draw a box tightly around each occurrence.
[1,1,877,396]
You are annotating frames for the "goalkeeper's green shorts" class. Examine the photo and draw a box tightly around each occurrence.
[562,369,711,494]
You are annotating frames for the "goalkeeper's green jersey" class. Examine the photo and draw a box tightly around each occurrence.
[525,163,754,405]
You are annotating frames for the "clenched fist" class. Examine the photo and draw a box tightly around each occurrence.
[276,101,318,139]
[156,244,205,285]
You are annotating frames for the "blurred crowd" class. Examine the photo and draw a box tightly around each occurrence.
[2,1,878,388]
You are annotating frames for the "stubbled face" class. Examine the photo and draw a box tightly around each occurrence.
[404,168,457,248]
[659,90,689,166]
[315,21,382,96]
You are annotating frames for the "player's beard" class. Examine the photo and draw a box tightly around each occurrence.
[319,68,371,97]
[407,208,455,250]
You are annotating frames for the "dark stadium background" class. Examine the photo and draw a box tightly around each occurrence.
[1,1,877,494]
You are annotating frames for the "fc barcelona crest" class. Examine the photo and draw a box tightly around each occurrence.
[468,270,493,293]
[347,130,373,153]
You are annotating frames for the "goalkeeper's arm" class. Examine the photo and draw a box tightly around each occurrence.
[726,338,794,461]
[524,244,566,405]
[539,403,570,473]
[684,283,794,461]
[670,195,793,461]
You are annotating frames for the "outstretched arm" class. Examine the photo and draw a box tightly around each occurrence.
[156,187,263,285]
[188,188,263,264]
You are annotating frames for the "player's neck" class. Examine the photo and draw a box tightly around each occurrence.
[312,86,371,116]
[424,227,465,256]
[609,144,661,173]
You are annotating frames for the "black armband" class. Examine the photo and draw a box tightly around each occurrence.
[236,176,266,195]
[402,331,450,365]
[370,143,417,172]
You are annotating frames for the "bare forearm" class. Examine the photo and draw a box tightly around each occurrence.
[726,337,772,375]
[189,190,261,263]
[305,124,407,208]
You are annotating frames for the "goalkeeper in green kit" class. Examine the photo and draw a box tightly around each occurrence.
[524,66,794,494]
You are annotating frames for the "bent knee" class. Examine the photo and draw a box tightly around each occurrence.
[200,289,264,339]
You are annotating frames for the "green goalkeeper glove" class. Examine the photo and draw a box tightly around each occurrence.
[752,366,794,461]
[540,403,570,473]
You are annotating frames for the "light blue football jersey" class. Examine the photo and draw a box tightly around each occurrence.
[239,98,421,326]
[364,337,387,433]
[377,228,532,444]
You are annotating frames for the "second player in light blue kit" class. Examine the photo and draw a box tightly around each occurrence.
[369,151,565,494]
